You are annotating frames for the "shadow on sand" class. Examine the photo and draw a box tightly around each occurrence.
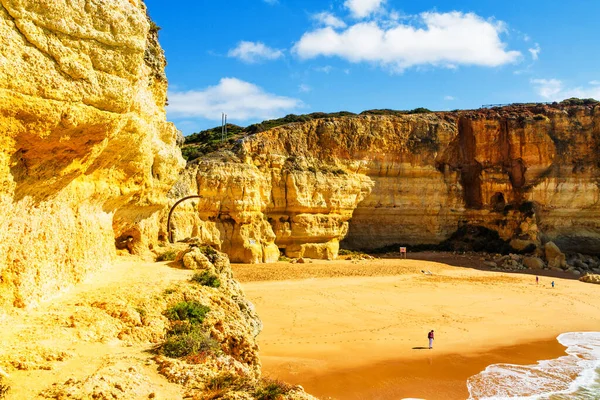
[412,346,431,350]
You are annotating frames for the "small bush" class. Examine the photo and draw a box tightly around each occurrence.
[157,250,177,262]
[207,373,250,391]
[199,245,218,256]
[191,271,221,288]
[198,245,219,263]
[165,301,210,325]
[255,378,294,400]
[161,325,220,358]
[149,21,161,34]
[408,107,432,114]
[203,373,252,399]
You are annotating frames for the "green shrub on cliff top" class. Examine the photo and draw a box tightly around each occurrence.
[202,372,253,399]
[254,378,294,400]
[157,250,177,262]
[161,301,218,358]
[165,301,210,325]
[199,245,218,256]
[161,324,220,358]
[191,271,221,288]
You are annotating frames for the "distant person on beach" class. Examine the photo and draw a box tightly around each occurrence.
[428,330,434,349]
[552,281,555,288]
[536,276,539,285]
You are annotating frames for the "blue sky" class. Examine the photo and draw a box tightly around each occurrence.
[144,0,600,134]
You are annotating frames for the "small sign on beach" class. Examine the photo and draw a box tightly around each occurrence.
[400,247,407,259]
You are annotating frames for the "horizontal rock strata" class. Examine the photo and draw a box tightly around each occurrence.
[172,103,600,262]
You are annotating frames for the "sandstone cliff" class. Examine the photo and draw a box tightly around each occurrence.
[171,102,600,262]
[0,0,185,308]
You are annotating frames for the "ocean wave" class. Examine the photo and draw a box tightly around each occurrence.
[467,332,600,400]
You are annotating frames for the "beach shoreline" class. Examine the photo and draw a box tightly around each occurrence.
[262,337,569,400]
[233,255,600,399]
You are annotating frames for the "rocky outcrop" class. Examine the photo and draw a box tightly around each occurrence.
[168,152,372,263]
[152,247,315,399]
[0,0,185,307]
[171,102,600,262]
[0,247,314,399]
[580,274,600,284]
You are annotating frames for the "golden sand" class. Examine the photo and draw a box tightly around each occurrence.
[233,255,600,399]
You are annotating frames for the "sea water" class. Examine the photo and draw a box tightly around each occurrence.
[467,332,600,400]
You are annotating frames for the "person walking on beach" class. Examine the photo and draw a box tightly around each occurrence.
[428,330,434,349]
[536,276,539,285]
[552,281,555,288]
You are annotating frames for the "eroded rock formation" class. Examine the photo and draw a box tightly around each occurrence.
[169,150,372,263]
[0,0,185,307]
[172,102,600,262]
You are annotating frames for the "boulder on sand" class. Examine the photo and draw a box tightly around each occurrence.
[523,257,545,270]
[544,242,566,269]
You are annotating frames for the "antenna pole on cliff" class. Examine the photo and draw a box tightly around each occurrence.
[221,113,225,143]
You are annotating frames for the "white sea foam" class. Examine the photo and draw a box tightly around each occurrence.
[467,332,600,400]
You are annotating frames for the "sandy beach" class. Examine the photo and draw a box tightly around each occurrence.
[233,254,600,399]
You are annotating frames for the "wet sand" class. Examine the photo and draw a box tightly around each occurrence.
[233,255,600,399]
[265,339,567,399]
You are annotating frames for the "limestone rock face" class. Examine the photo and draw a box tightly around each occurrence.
[173,103,600,262]
[169,152,371,263]
[0,0,185,307]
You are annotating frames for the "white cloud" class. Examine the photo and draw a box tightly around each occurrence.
[528,43,541,60]
[531,79,562,99]
[263,0,278,4]
[531,78,600,101]
[389,10,401,21]
[444,95,456,101]
[168,78,302,120]
[293,12,521,71]
[313,12,347,28]
[344,0,386,18]
[299,84,312,93]
[590,80,600,86]
[314,65,334,73]
[228,41,283,63]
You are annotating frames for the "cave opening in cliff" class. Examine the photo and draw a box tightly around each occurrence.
[490,192,506,212]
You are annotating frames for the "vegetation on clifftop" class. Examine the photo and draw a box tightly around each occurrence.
[182,108,433,161]
[181,98,598,162]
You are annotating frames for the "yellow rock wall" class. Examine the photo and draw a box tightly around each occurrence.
[168,155,371,263]
[173,104,600,261]
[0,0,185,307]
